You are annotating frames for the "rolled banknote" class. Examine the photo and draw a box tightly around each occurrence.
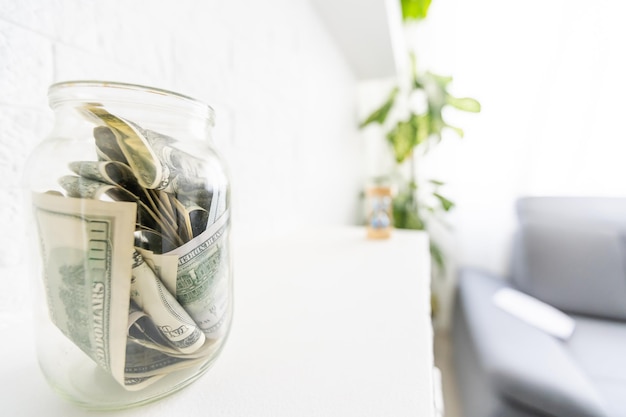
[130,250,205,354]
[135,248,179,296]
[59,174,136,202]
[83,104,166,190]
[92,125,128,164]
[82,105,227,238]
[185,204,209,238]
[60,175,186,251]
[124,338,209,382]
[127,300,176,354]
[140,127,208,193]
[127,301,218,360]
[68,161,183,237]
[168,196,193,243]
[69,160,142,196]
[130,124,227,226]
[166,211,231,339]
[85,106,210,195]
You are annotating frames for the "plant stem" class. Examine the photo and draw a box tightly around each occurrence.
[409,149,417,204]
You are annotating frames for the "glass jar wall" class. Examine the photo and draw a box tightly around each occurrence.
[23,81,232,409]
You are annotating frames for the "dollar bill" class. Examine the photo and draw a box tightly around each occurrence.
[133,125,228,227]
[69,160,143,197]
[130,250,205,354]
[141,128,207,193]
[68,161,193,243]
[32,192,137,387]
[84,104,166,190]
[124,338,210,380]
[128,305,220,362]
[59,175,136,202]
[166,211,231,339]
[135,248,179,295]
[92,125,128,164]
[82,105,228,245]
[128,301,185,356]
[60,175,187,251]
[85,105,209,196]
[184,203,209,238]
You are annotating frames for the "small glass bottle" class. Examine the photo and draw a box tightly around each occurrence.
[23,81,233,409]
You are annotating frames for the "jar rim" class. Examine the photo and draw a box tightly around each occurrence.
[48,80,215,124]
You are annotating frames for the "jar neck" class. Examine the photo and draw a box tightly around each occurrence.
[48,81,215,141]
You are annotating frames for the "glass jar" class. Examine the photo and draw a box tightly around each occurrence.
[23,81,232,409]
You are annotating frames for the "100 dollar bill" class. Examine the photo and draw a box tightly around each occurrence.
[33,192,137,387]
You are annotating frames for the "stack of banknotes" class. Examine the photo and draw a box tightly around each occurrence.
[32,104,231,390]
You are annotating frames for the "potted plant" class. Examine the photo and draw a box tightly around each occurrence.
[360,0,480,314]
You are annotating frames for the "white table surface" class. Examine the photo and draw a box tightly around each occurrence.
[0,226,434,416]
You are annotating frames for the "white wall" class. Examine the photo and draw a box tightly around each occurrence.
[0,0,364,310]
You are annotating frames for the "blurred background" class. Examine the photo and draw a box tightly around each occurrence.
[2,0,626,414]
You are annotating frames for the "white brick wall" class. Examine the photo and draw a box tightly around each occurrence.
[0,0,365,304]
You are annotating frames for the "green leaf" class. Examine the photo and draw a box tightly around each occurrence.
[386,113,428,163]
[401,0,432,21]
[386,121,415,163]
[445,124,464,138]
[359,87,399,128]
[427,72,453,88]
[433,192,455,211]
[392,187,424,230]
[429,179,446,187]
[392,200,424,230]
[446,96,481,113]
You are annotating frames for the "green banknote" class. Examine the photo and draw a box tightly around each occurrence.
[130,250,206,354]
[33,192,137,387]
[166,211,231,339]
[84,105,165,190]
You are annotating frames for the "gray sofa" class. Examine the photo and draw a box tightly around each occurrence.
[452,197,626,417]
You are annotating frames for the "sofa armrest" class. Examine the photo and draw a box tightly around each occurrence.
[456,268,609,417]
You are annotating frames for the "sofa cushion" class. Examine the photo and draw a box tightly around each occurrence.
[511,221,626,320]
[457,268,610,417]
[516,197,626,227]
[566,316,626,417]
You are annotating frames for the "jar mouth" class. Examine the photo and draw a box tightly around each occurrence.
[48,80,215,125]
